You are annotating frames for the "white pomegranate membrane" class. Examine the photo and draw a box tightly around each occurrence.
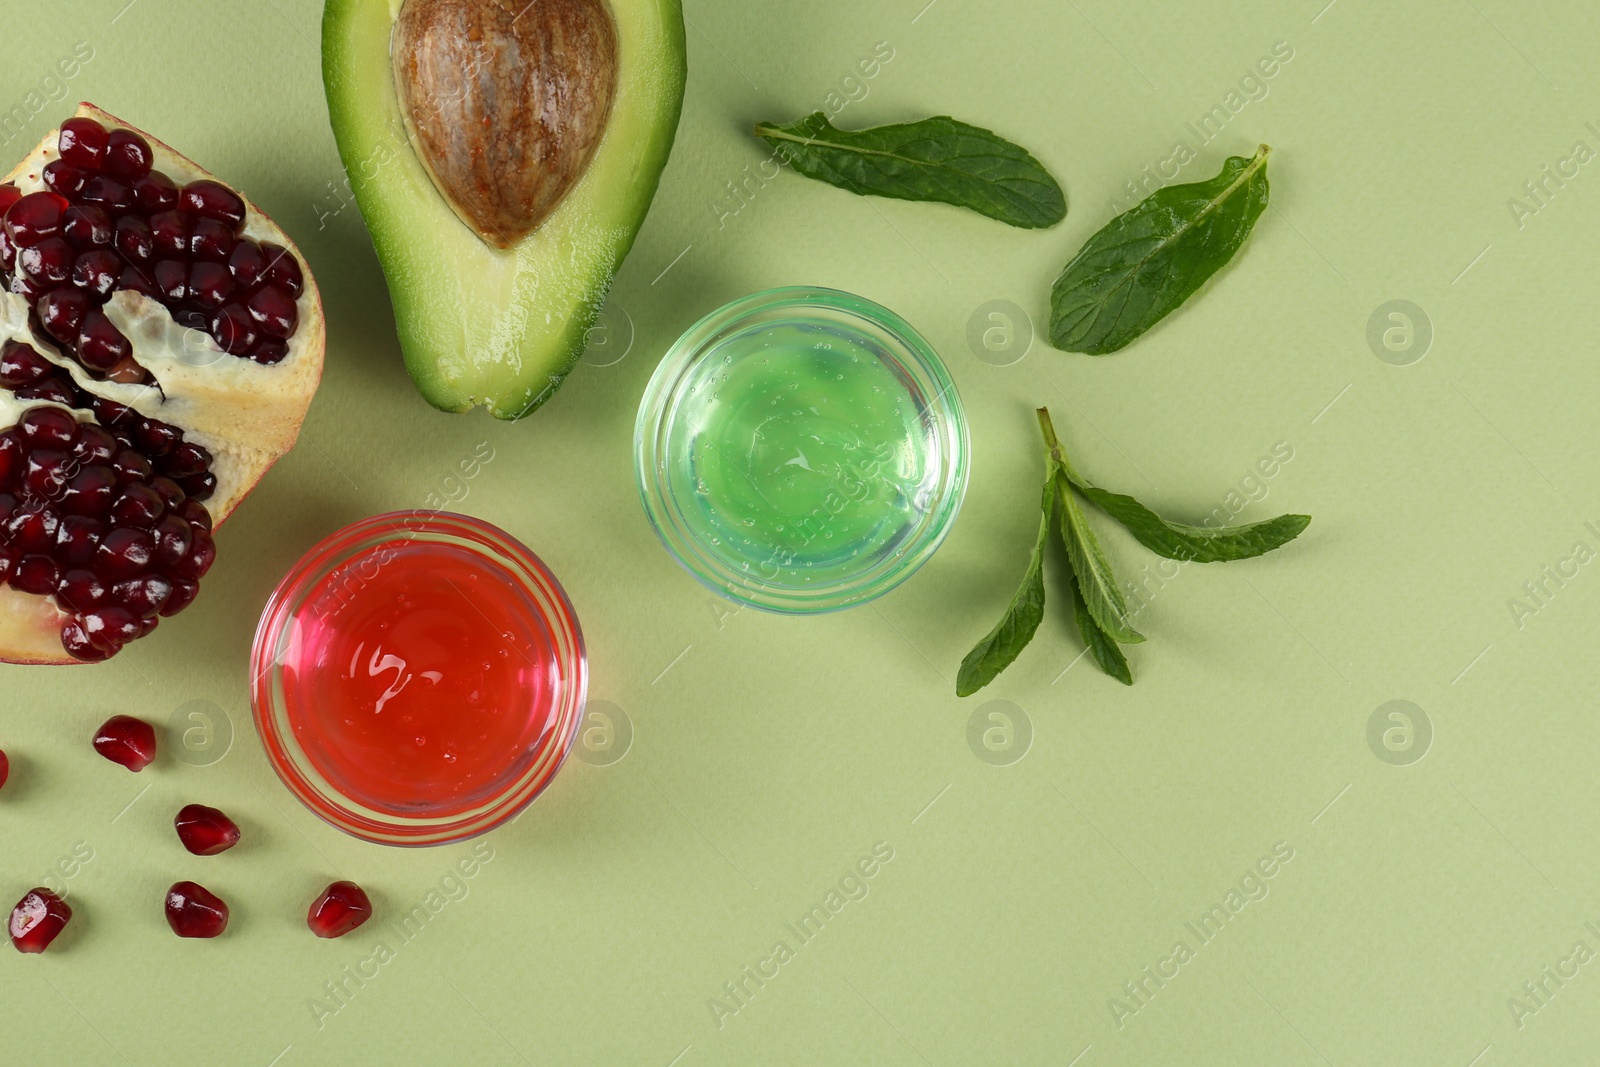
[0,115,310,662]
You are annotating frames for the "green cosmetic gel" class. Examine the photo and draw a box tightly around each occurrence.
[638,287,968,614]
[679,319,928,581]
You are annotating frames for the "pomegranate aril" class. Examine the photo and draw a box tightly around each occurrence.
[160,443,209,479]
[96,526,154,579]
[135,420,181,457]
[57,117,108,169]
[211,304,257,355]
[179,181,245,229]
[174,804,241,856]
[159,578,199,617]
[171,529,215,579]
[18,407,77,449]
[38,287,90,345]
[166,881,228,939]
[132,171,179,212]
[177,498,211,532]
[307,882,373,939]
[111,448,152,484]
[113,574,172,617]
[189,219,236,262]
[228,240,267,288]
[11,554,59,595]
[79,175,134,215]
[113,214,153,261]
[56,515,106,565]
[61,466,117,517]
[180,471,217,502]
[147,475,185,509]
[5,506,59,553]
[18,238,74,285]
[153,259,188,304]
[0,185,18,216]
[0,748,7,791]
[42,159,88,199]
[71,425,117,465]
[149,211,187,258]
[73,249,122,297]
[246,286,298,339]
[10,888,71,953]
[14,378,76,406]
[151,514,192,567]
[76,312,132,372]
[117,265,161,300]
[5,191,68,247]
[92,713,156,770]
[60,619,108,661]
[103,129,153,182]
[0,342,52,388]
[0,432,20,485]
[188,262,234,309]
[23,450,72,499]
[56,568,108,611]
[248,339,289,366]
[261,244,304,298]
[63,204,113,249]
[110,483,164,528]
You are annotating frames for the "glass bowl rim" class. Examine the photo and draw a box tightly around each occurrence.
[249,510,587,847]
[633,285,970,615]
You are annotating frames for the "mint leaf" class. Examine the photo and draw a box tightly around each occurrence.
[755,112,1067,229]
[1053,468,1143,644]
[1068,479,1310,562]
[956,475,1054,697]
[1065,564,1132,685]
[1050,145,1271,354]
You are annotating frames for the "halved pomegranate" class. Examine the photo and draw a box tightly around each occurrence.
[0,104,323,663]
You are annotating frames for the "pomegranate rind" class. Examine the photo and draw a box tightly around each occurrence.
[0,103,325,665]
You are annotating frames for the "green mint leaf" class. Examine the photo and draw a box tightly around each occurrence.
[755,112,1067,229]
[1049,144,1271,354]
[1071,480,1310,562]
[1065,564,1132,685]
[956,475,1055,697]
[1054,468,1144,644]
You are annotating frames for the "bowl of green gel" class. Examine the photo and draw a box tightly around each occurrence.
[635,286,969,613]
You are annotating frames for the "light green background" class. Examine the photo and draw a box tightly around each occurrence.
[2,1,1596,1063]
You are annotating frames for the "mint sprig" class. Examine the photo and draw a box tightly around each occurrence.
[956,406,1310,695]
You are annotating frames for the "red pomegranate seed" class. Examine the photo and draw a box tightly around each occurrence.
[110,448,152,484]
[38,288,90,345]
[95,527,154,578]
[79,176,133,215]
[174,804,241,856]
[110,483,164,528]
[57,117,108,169]
[92,713,156,770]
[152,259,187,304]
[249,339,289,365]
[103,129,153,182]
[307,881,373,939]
[112,214,152,261]
[162,442,210,478]
[0,748,7,790]
[189,219,236,262]
[57,568,108,611]
[210,304,257,355]
[179,181,245,229]
[60,620,107,661]
[188,262,233,310]
[246,286,298,339]
[12,555,59,595]
[148,210,187,258]
[160,578,199,617]
[0,185,18,215]
[132,171,178,212]
[76,311,132,372]
[62,205,113,251]
[135,420,180,457]
[228,241,267,288]
[71,425,117,464]
[171,529,215,579]
[113,573,172,617]
[22,451,71,499]
[10,888,71,953]
[165,881,228,938]
[61,466,117,517]
[18,238,74,285]
[55,515,106,565]
[73,249,122,297]
[261,244,303,298]
[5,191,69,247]
[42,160,88,199]
[150,514,191,568]
[0,342,51,388]
[18,407,77,449]
[117,265,160,300]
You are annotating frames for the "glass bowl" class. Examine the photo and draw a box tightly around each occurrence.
[251,511,586,847]
[635,286,969,613]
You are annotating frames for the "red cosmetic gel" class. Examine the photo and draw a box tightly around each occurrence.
[253,512,586,845]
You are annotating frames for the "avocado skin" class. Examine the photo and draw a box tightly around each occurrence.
[321,0,687,419]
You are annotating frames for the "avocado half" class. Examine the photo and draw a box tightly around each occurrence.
[322,0,686,419]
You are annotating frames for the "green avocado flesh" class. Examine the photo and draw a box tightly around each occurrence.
[321,0,686,419]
